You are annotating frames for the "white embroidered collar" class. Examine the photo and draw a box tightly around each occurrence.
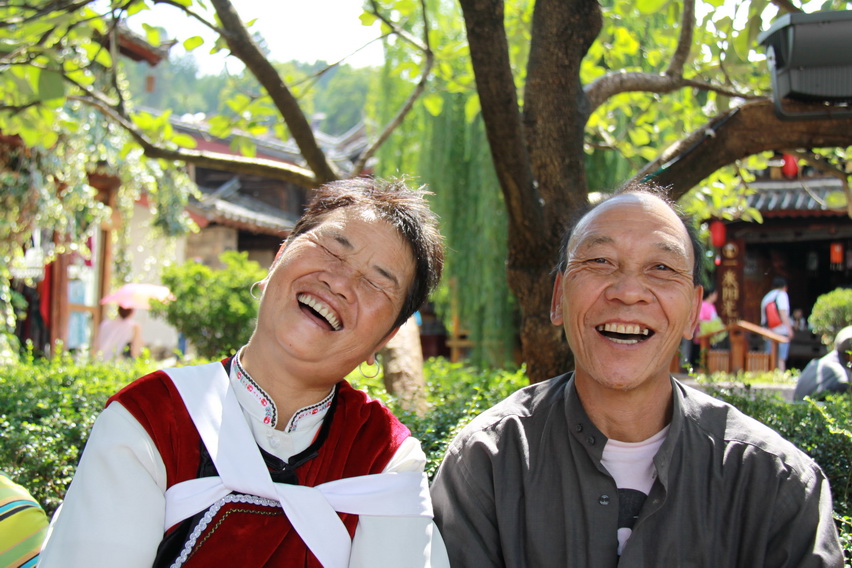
[231,348,335,433]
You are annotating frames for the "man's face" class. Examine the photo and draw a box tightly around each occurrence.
[254,206,415,383]
[551,193,702,393]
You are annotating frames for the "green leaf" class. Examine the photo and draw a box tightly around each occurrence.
[635,0,669,16]
[359,12,378,26]
[231,135,256,158]
[464,95,481,124]
[171,133,197,149]
[142,24,161,47]
[183,36,204,52]
[825,191,848,210]
[423,92,444,116]
[37,69,64,102]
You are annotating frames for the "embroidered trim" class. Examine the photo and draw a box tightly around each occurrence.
[170,493,279,568]
[287,386,335,433]
[233,353,277,427]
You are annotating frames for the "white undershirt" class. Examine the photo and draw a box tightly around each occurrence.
[601,426,669,555]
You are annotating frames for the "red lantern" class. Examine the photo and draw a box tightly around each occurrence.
[830,242,844,264]
[709,220,726,248]
[781,153,799,178]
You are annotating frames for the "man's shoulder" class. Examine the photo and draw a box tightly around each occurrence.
[677,381,820,475]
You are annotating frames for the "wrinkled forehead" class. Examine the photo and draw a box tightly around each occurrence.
[568,193,692,258]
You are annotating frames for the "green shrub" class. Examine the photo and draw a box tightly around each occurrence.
[350,358,528,476]
[150,250,267,359]
[0,350,157,514]
[809,288,852,346]
[2,354,849,557]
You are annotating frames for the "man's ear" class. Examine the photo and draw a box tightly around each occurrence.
[683,285,703,340]
[369,326,401,364]
[550,273,565,326]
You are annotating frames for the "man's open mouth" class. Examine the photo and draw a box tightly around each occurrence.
[297,294,342,331]
[596,323,653,344]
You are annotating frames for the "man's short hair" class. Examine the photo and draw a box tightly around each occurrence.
[771,276,788,289]
[554,182,704,284]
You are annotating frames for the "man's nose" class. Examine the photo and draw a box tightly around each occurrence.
[603,270,653,304]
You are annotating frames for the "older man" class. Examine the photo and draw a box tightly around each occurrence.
[431,185,843,567]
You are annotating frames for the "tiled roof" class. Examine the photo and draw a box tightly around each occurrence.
[745,178,848,216]
[190,181,297,236]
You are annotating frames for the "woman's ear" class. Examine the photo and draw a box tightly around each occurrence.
[369,327,401,363]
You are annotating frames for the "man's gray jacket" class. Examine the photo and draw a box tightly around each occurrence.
[431,373,843,567]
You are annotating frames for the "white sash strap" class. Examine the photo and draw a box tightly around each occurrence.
[163,471,431,529]
[162,363,430,568]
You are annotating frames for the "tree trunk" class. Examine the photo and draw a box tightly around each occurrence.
[379,316,428,416]
[460,0,602,383]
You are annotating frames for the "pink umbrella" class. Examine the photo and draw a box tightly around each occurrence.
[100,283,174,310]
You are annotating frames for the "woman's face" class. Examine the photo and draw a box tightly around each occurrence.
[253,206,415,384]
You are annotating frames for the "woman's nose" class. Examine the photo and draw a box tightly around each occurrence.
[321,259,359,301]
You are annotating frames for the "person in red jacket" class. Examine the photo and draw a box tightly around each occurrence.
[41,178,449,568]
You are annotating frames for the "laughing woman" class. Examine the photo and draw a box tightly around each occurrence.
[40,178,448,568]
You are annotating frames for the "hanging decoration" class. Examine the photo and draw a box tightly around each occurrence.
[709,220,727,248]
[830,242,844,271]
[781,153,799,178]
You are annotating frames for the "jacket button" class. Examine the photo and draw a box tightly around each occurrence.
[599,495,610,506]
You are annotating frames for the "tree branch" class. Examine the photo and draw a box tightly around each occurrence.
[584,0,758,114]
[69,95,319,187]
[353,0,433,174]
[207,0,338,183]
[665,0,694,77]
[152,0,226,36]
[628,99,852,199]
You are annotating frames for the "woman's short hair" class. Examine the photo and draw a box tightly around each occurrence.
[286,177,445,330]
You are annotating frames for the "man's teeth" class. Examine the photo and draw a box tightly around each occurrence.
[598,323,650,335]
[596,323,650,344]
[297,294,341,330]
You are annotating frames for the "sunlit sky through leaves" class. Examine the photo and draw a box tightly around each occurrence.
[120,0,384,75]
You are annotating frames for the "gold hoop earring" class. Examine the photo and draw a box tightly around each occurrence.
[359,358,382,379]
[250,281,263,300]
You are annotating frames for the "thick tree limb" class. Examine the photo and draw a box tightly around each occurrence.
[208,0,338,183]
[524,0,601,237]
[629,99,852,199]
[459,0,544,250]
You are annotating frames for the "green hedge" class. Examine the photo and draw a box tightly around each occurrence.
[1,355,849,558]
[0,351,158,514]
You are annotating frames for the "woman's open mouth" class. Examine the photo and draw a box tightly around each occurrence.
[297,294,342,331]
